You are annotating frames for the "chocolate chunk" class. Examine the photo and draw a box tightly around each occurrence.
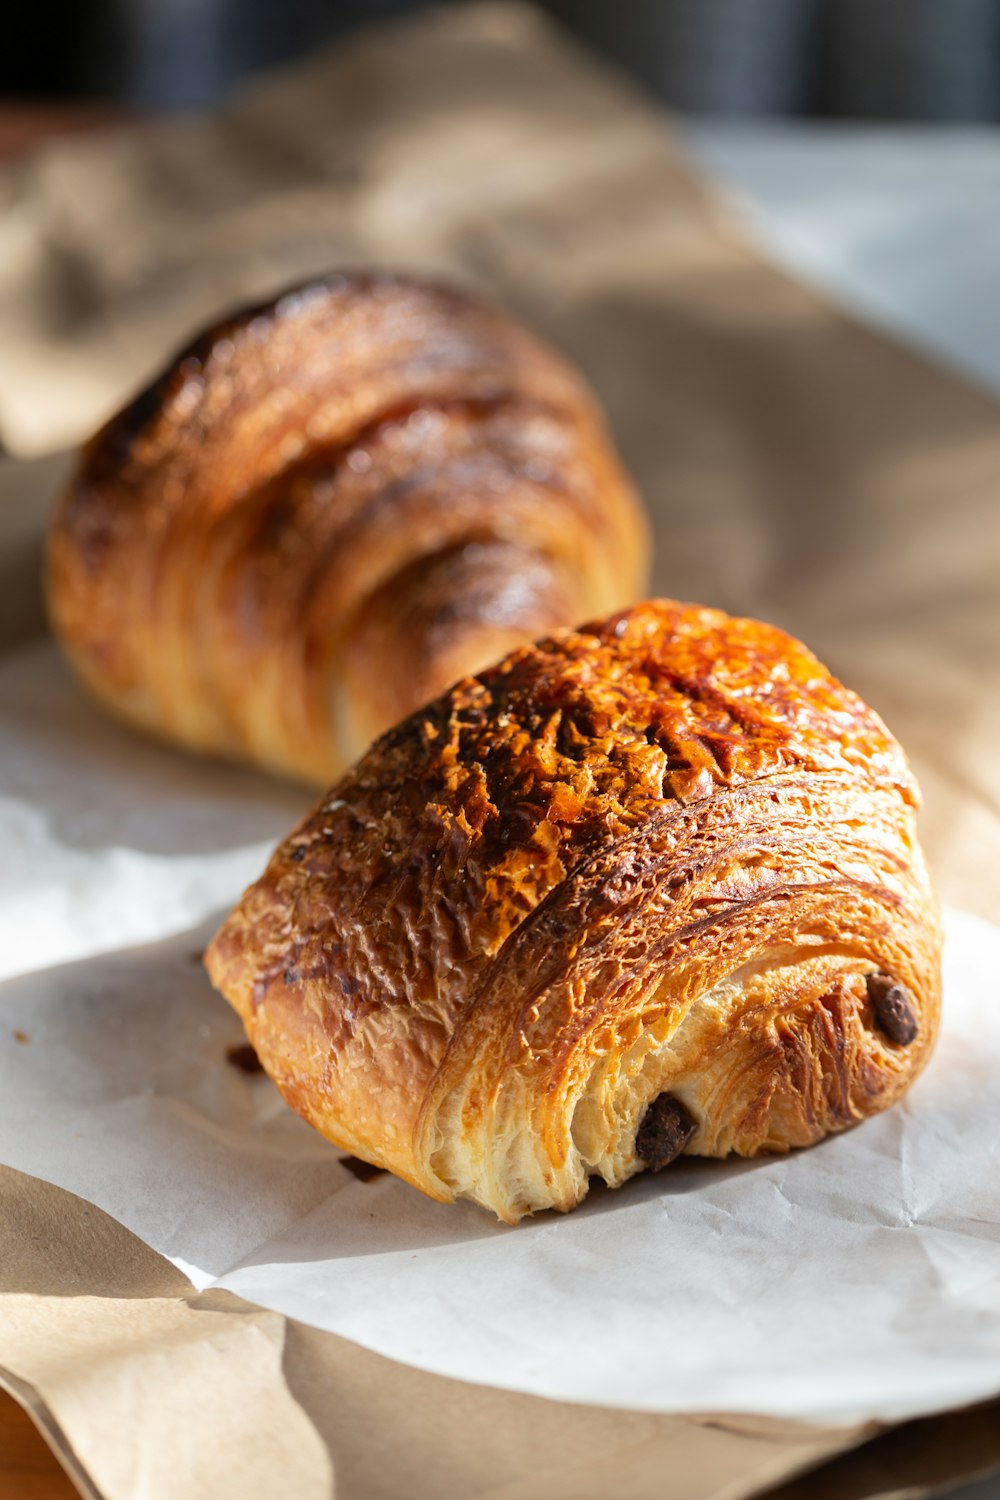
[340,1155,386,1183]
[226,1042,264,1074]
[635,1093,697,1171]
[866,973,919,1046]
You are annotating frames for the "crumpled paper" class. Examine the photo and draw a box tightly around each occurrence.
[2,637,998,1429]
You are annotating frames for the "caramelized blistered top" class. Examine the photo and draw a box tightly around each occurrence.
[340,597,915,876]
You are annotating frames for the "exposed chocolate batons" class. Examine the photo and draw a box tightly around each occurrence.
[866,973,919,1046]
[340,1156,387,1184]
[226,1041,264,1074]
[204,598,942,1223]
[636,1094,698,1171]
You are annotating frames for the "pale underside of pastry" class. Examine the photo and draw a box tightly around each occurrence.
[206,599,942,1223]
[46,271,647,784]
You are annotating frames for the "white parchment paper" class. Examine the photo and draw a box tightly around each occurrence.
[2,641,999,1425]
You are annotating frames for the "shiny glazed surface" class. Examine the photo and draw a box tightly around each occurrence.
[46,272,648,783]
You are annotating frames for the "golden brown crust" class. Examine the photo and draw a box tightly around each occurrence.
[46,271,648,782]
[205,599,942,1221]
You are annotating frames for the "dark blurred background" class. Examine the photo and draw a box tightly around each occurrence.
[4,0,1000,119]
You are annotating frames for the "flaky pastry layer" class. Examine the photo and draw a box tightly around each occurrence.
[206,600,942,1221]
[46,271,647,783]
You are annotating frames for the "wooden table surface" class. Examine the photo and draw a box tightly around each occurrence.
[0,1397,76,1500]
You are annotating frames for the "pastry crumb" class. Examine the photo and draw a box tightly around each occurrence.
[226,1042,264,1074]
[340,1156,386,1183]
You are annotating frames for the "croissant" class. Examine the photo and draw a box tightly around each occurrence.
[205,599,942,1223]
[45,272,648,784]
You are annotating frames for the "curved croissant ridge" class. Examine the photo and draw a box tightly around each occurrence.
[205,599,942,1222]
[46,270,648,783]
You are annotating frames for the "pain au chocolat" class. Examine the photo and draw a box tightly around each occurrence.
[205,600,942,1222]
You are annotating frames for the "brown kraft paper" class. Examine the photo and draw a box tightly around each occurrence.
[0,4,998,1497]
